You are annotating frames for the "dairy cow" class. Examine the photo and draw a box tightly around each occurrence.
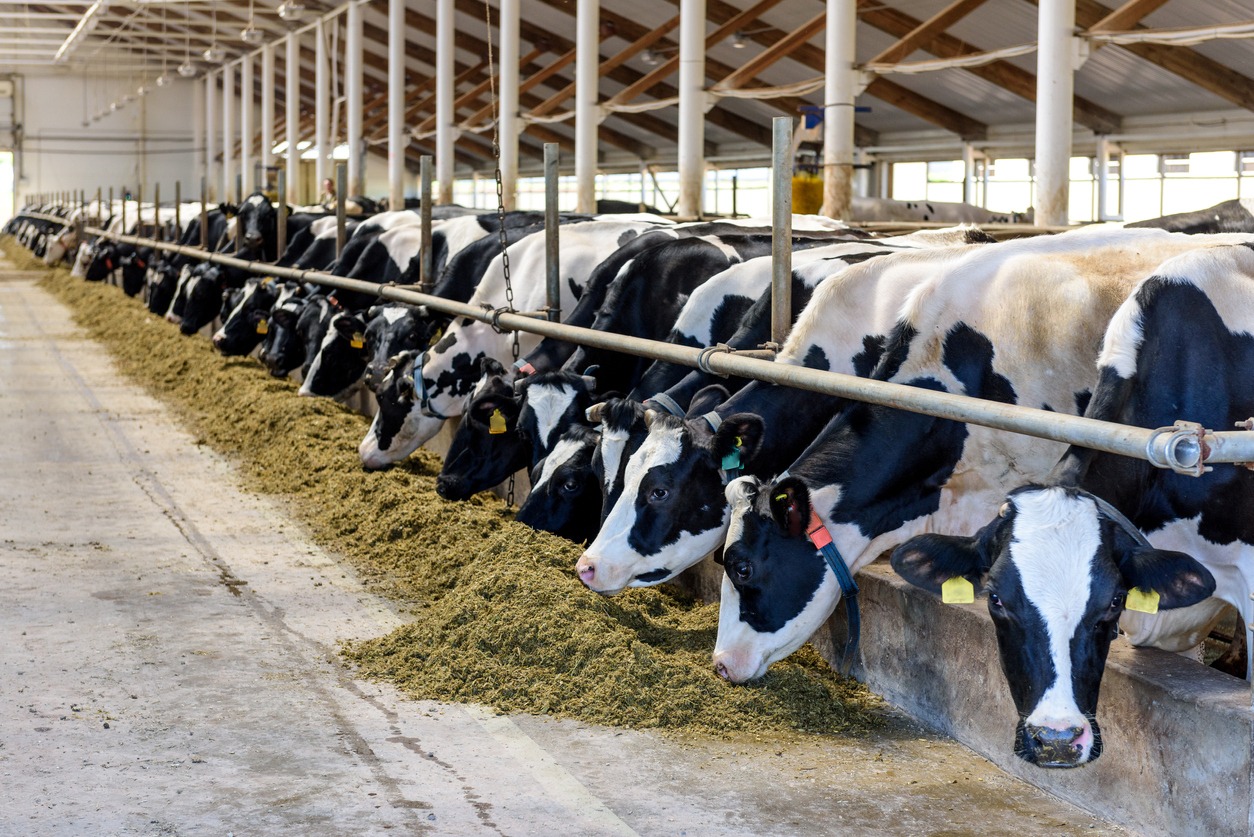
[890,241,1254,767]
[574,229,991,595]
[358,217,671,470]
[709,228,1254,691]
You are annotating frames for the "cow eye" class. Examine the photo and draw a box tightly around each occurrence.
[1109,595,1124,611]
[988,592,1003,609]
[729,560,753,583]
[648,487,669,503]
[560,477,580,494]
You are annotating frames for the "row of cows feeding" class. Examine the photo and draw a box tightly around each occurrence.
[7,193,1254,771]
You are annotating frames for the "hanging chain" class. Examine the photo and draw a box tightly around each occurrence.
[484,0,519,364]
[486,2,518,508]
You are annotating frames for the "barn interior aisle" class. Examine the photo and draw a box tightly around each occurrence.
[0,259,1123,836]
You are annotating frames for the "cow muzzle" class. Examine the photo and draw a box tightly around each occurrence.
[1020,721,1093,768]
[244,231,264,249]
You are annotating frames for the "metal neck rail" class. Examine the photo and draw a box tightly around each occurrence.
[79,224,1254,474]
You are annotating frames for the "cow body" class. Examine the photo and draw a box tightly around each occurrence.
[891,240,1254,767]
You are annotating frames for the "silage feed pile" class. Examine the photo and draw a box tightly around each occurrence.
[16,239,884,738]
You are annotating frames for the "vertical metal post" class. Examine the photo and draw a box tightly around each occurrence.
[108,187,113,224]
[574,0,598,214]
[771,117,793,348]
[200,176,209,250]
[223,62,235,205]
[419,156,433,291]
[136,185,144,236]
[236,173,243,203]
[241,53,253,194]
[95,187,102,225]
[335,162,347,259]
[676,0,706,219]
[261,43,275,177]
[121,187,127,235]
[154,183,161,241]
[1035,0,1075,226]
[388,0,405,210]
[175,181,181,234]
[206,73,218,202]
[499,0,520,210]
[822,0,856,220]
[544,143,561,322]
[346,1,364,196]
[285,34,300,205]
[436,0,455,204]
[277,169,288,262]
[314,17,329,191]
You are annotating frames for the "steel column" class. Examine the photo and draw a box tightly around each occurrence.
[346,1,364,196]
[1034,0,1075,227]
[545,144,561,322]
[261,43,275,180]
[575,0,598,214]
[419,156,433,291]
[315,18,329,192]
[821,0,856,220]
[388,0,405,210]
[771,117,792,347]
[499,0,520,210]
[677,0,706,219]
[285,34,300,205]
[436,0,455,204]
[222,62,235,204]
[205,74,218,202]
[241,55,253,194]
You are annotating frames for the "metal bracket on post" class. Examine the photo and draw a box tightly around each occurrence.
[1145,421,1210,477]
[544,143,561,323]
[419,155,433,293]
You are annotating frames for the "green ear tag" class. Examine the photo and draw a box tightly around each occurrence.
[255,318,269,335]
[350,332,365,349]
[489,408,507,435]
[721,437,743,471]
[941,576,975,604]
[1125,587,1160,614]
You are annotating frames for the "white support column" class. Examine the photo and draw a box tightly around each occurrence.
[575,0,598,214]
[1034,0,1075,227]
[285,34,300,205]
[499,0,520,210]
[314,17,329,193]
[193,77,205,190]
[346,1,364,196]
[676,0,705,219]
[436,0,455,204]
[963,142,976,205]
[1096,136,1123,222]
[223,62,235,202]
[241,54,253,194]
[262,44,275,183]
[821,0,856,220]
[388,0,405,210]
[205,74,218,201]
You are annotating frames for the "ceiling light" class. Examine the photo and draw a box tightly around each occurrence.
[202,45,225,62]
[137,85,149,97]
[155,74,170,87]
[276,1,306,21]
[53,0,109,64]
[109,101,119,111]
[641,48,659,66]
[177,61,197,78]
[731,30,746,48]
[241,26,264,45]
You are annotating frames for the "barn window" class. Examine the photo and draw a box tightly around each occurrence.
[1160,153,1190,176]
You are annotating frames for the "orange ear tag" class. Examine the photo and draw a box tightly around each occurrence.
[350,332,365,349]
[255,319,269,335]
[489,408,507,435]
[941,576,975,604]
[1125,588,1160,614]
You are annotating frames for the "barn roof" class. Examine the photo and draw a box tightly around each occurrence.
[3,0,1254,173]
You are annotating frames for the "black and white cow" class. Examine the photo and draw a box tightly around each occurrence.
[709,228,1254,690]
[515,424,605,543]
[358,216,671,470]
[890,241,1254,767]
[298,308,372,398]
[574,229,991,595]
[212,278,297,356]
[258,293,315,377]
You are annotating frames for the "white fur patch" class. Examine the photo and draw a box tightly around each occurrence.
[532,435,585,492]
[527,383,576,453]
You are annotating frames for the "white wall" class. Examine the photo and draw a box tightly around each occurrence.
[16,72,198,204]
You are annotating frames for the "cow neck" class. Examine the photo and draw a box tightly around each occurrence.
[777,469,861,676]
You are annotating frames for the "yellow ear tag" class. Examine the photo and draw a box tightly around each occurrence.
[1125,587,1160,614]
[941,576,975,604]
[430,327,443,346]
[350,332,365,349]
[489,408,507,435]
[255,318,268,335]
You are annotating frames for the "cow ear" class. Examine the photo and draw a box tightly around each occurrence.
[1117,546,1216,610]
[712,412,764,464]
[332,315,365,337]
[768,478,810,539]
[891,531,991,596]
[479,356,507,377]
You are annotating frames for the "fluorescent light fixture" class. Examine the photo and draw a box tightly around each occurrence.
[53,1,108,64]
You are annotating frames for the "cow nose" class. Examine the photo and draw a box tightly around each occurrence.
[212,333,225,349]
[434,475,462,500]
[1025,723,1088,767]
[714,662,731,681]
[244,232,263,248]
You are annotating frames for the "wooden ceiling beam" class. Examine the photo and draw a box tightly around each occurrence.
[715,10,826,91]
[866,0,990,66]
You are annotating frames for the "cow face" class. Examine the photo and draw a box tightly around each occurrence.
[119,247,150,297]
[212,278,279,356]
[516,425,603,543]
[259,295,310,377]
[891,485,1216,768]
[358,351,445,470]
[85,241,118,282]
[233,193,278,260]
[435,359,526,501]
[298,311,370,398]
[178,264,228,335]
[712,477,837,684]
[576,404,754,594]
[362,305,444,392]
[587,397,649,522]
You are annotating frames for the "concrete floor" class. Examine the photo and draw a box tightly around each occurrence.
[0,262,1127,836]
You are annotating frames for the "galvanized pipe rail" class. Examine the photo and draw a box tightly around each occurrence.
[75,224,1254,473]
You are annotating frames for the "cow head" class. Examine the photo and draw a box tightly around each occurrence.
[362,305,445,392]
[890,485,1215,768]
[298,310,370,398]
[712,476,837,684]
[575,388,747,594]
[85,240,119,282]
[435,358,527,501]
[148,261,183,316]
[232,193,278,260]
[119,247,150,297]
[359,350,443,470]
[212,278,280,356]
[259,295,311,378]
[516,424,604,544]
[178,263,229,335]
